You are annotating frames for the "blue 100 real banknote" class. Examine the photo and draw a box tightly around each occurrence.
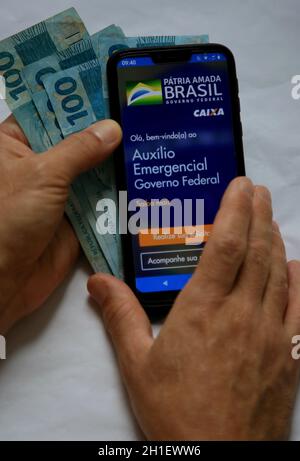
[0,7,90,152]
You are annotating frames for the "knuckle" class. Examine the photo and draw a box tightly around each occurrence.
[215,233,245,263]
[249,239,270,268]
[274,272,288,293]
[271,272,289,301]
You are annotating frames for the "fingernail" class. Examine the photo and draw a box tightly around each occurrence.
[87,276,107,306]
[89,119,122,144]
[234,176,254,194]
[255,185,272,203]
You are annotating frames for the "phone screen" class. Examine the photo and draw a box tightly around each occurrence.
[114,50,242,296]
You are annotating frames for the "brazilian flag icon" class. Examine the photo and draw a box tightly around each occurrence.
[126,79,163,106]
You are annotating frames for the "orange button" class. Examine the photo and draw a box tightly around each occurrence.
[139,225,213,247]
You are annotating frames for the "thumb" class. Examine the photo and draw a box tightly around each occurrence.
[87,274,153,364]
[43,119,122,182]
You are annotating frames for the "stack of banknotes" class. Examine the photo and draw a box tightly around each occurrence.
[0,7,209,278]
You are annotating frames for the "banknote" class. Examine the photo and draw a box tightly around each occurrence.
[43,62,122,276]
[43,58,123,277]
[0,7,90,152]
[21,38,98,144]
[42,58,104,136]
[21,26,124,276]
[0,9,111,274]
[39,24,125,135]
[126,34,209,47]
[74,165,122,278]
[21,30,121,276]
[91,27,126,114]
[28,58,112,273]
[66,189,110,273]
[91,24,126,57]
[21,26,123,144]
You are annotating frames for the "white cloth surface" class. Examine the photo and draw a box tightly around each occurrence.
[0,0,300,440]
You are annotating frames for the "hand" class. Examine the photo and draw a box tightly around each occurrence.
[88,177,300,440]
[0,115,122,334]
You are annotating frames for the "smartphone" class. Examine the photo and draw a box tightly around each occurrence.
[107,44,245,316]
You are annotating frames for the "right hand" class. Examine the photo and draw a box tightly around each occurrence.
[88,177,300,440]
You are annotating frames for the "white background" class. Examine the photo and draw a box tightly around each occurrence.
[0,0,300,440]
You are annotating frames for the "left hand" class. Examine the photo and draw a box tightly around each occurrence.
[88,178,300,440]
[0,115,122,333]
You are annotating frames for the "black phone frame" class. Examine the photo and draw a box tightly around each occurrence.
[107,44,245,318]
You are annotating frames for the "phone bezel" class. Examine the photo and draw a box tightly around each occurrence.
[107,44,245,317]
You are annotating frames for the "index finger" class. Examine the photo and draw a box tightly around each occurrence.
[188,176,254,298]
